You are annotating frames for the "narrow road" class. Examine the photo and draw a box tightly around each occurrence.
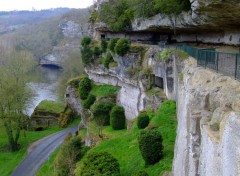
[10,125,78,176]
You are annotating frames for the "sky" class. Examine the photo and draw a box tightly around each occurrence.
[0,0,94,11]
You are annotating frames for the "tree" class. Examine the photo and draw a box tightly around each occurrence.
[79,77,92,100]
[138,129,163,165]
[110,105,125,130]
[75,152,120,176]
[55,135,88,176]
[114,38,130,56]
[137,112,150,129]
[0,48,35,151]
[91,101,114,136]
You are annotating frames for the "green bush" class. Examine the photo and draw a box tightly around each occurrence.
[79,77,92,100]
[137,112,150,129]
[132,170,149,176]
[93,46,101,57]
[83,94,96,109]
[55,136,85,176]
[108,38,118,52]
[76,152,120,176]
[103,52,114,69]
[114,38,130,56]
[58,109,74,128]
[100,39,108,53]
[110,105,125,130]
[92,101,115,126]
[81,37,91,46]
[81,46,93,66]
[67,77,82,88]
[138,129,163,165]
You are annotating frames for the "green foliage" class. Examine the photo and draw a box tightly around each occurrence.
[67,76,82,88]
[90,84,120,98]
[100,39,108,53]
[81,37,92,46]
[110,106,126,130]
[159,49,174,61]
[76,152,120,176]
[108,38,118,52]
[103,52,114,69]
[79,77,92,100]
[98,0,134,31]
[114,38,130,56]
[154,0,191,15]
[137,112,150,129]
[81,46,93,66]
[92,101,115,127]
[37,100,66,114]
[132,0,156,18]
[138,129,164,165]
[93,46,101,57]
[80,100,176,175]
[132,170,149,176]
[83,94,96,109]
[159,49,189,61]
[58,109,74,128]
[55,136,86,176]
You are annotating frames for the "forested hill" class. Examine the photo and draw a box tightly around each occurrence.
[0,8,74,35]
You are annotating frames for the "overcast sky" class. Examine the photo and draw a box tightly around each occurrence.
[0,0,94,11]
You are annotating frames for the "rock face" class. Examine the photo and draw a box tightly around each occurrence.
[131,1,240,45]
[173,57,240,176]
[86,46,167,119]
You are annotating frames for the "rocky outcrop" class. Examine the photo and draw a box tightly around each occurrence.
[131,1,240,45]
[173,57,240,176]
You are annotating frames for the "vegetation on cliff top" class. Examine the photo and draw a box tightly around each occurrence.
[91,0,191,31]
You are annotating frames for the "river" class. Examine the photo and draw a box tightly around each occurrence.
[25,66,63,116]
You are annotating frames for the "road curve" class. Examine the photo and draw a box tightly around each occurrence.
[10,125,78,176]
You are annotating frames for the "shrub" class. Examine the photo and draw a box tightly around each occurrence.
[79,77,92,100]
[59,108,74,128]
[138,129,163,165]
[76,152,120,176]
[114,38,130,56]
[137,112,150,129]
[103,52,114,69]
[92,101,115,126]
[83,94,96,109]
[100,39,108,53]
[67,77,82,88]
[108,38,118,52]
[55,136,86,176]
[81,37,91,46]
[110,105,125,130]
[81,46,93,66]
[132,170,149,176]
[93,46,101,57]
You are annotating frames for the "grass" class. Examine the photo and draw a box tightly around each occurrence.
[145,88,166,97]
[90,84,120,98]
[36,100,66,113]
[77,100,177,176]
[0,118,80,176]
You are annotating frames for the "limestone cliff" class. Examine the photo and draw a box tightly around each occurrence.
[173,57,240,176]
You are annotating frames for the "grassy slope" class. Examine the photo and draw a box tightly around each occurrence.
[0,118,80,176]
[90,84,120,98]
[36,100,66,113]
[77,100,177,175]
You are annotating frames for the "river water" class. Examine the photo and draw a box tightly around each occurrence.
[25,66,62,116]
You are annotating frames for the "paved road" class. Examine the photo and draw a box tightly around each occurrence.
[10,125,78,176]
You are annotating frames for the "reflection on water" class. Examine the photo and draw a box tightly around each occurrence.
[25,66,62,116]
